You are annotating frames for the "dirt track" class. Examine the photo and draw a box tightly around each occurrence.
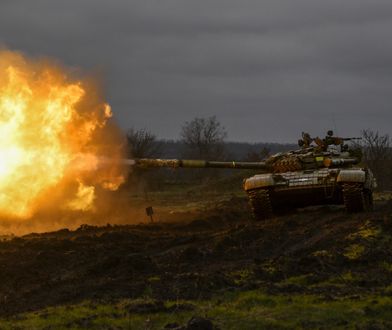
[0,197,391,316]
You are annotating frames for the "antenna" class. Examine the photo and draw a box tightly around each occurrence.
[331,114,338,136]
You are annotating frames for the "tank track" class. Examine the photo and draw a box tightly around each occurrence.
[247,189,273,220]
[342,183,372,212]
[273,157,302,173]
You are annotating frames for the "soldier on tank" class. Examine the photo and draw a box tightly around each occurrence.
[323,130,342,147]
[298,132,313,148]
[298,132,326,152]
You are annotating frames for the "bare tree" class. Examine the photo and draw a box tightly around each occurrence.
[126,128,163,193]
[180,116,227,160]
[360,129,392,189]
[127,128,161,158]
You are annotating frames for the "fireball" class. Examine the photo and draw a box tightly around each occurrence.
[0,50,125,218]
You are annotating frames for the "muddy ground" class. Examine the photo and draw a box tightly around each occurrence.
[0,197,391,316]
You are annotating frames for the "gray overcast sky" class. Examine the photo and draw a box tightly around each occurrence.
[0,0,391,142]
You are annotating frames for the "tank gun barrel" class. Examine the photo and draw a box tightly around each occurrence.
[131,158,268,170]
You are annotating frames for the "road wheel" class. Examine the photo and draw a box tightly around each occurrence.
[247,189,273,220]
[343,183,371,212]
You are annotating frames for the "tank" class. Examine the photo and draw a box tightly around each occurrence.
[126,131,375,220]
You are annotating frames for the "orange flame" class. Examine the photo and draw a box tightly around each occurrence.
[0,50,126,219]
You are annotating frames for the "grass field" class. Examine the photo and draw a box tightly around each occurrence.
[2,290,392,329]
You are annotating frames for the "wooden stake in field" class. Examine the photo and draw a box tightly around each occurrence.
[146,206,154,223]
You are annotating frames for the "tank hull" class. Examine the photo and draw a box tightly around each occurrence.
[244,168,375,220]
